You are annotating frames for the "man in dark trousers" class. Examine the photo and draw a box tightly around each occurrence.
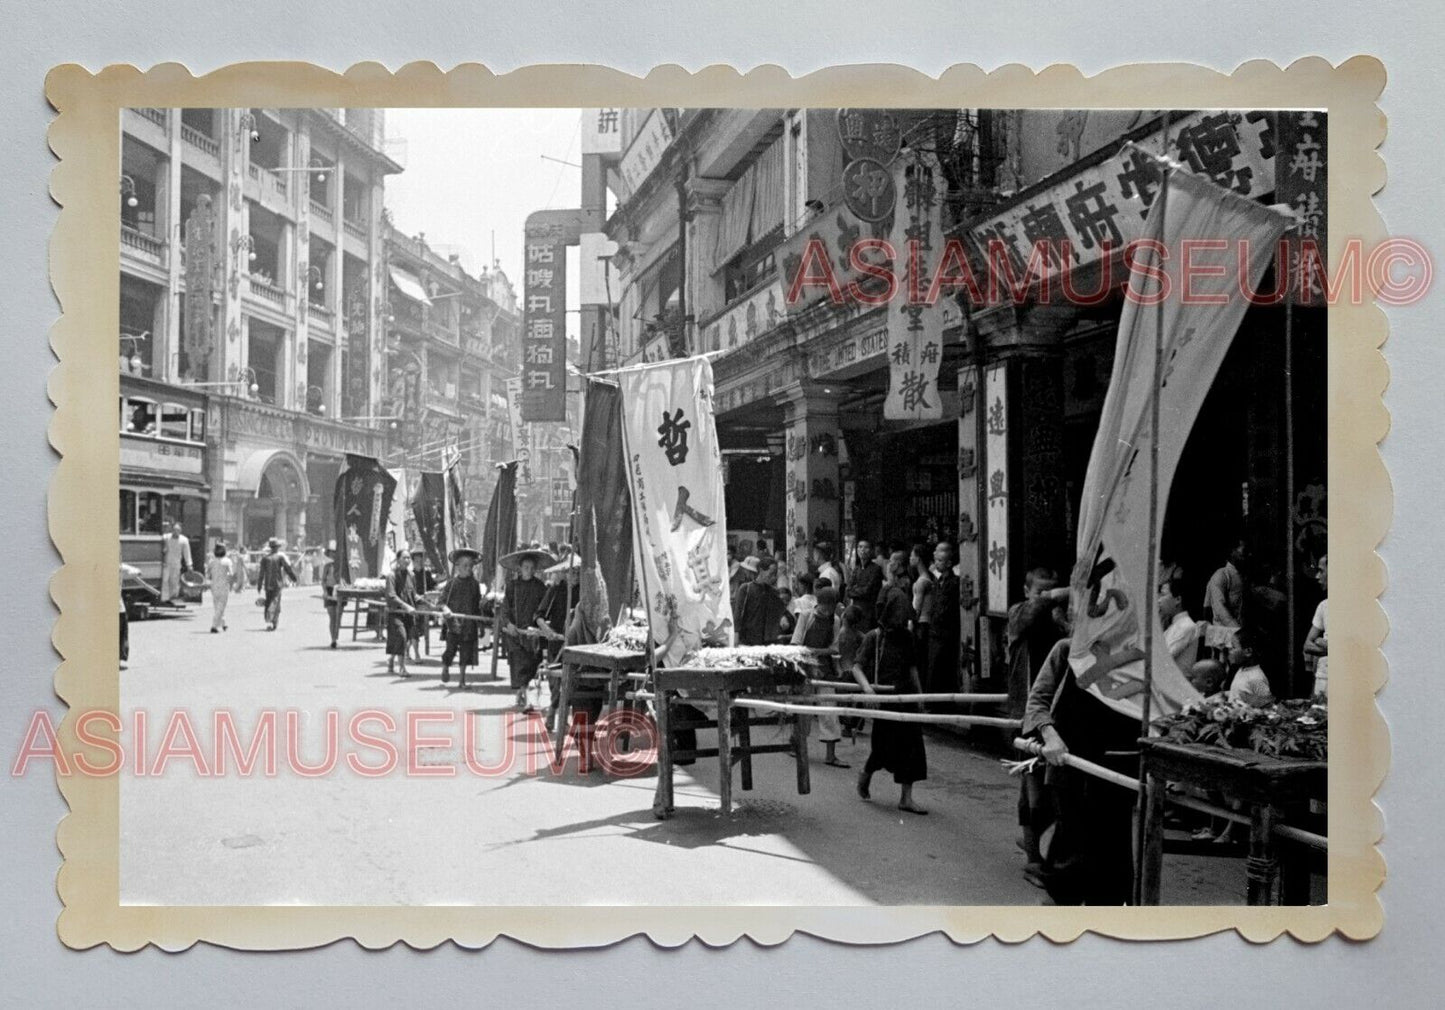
[438,548,484,688]
[256,537,297,631]
[733,555,785,645]
[924,541,961,696]
[846,539,883,631]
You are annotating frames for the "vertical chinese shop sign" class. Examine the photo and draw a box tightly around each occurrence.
[983,364,1009,615]
[883,150,946,421]
[1275,111,1327,305]
[621,356,735,664]
[522,222,568,422]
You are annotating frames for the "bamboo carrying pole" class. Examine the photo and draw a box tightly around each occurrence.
[732,698,1022,729]
[792,692,1009,705]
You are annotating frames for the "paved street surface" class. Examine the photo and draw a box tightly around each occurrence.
[120,588,1240,906]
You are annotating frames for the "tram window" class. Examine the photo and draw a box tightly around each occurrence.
[190,408,206,443]
[119,490,137,535]
[159,403,190,441]
[137,492,164,534]
[125,398,157,436]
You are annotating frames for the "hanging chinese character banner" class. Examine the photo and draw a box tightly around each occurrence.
[333,454,398,583]
[521,222,567,421]
[1276,111,1327,305]
[1068,164,1293,724]
[883,149,946,421]
[620,356,734,664]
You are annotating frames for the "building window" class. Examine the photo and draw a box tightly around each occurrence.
[309,152,335,207]
[120,490,137,535]
[248,110,287,171]
[137,491,165,534]
[246,322,282,404]
[120,275,163,376]
[159,403,190,441]
[190,408,206,442]
[123,397,158,436]
[343,173,368,226]
[723,236,780,304]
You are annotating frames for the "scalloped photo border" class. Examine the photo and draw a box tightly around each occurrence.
[45,58,1388,950]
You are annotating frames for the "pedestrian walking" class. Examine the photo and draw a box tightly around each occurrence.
[160,521,192,603]
[909,543,935,683]
[733,555,785,646]
[925,541,961,696]
[384,549,419,677]
[438,547,484,688]
[791,585,848,767]
[255,537,297,631]
[321,545,342,649]
[499,549,552,708]
[204,542,235,633]
[852,552,928,815]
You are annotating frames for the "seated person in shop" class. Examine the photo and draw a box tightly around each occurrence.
[437,548,484,689]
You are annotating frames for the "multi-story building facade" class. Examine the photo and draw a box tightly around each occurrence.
[602,107,1326,696]
[119,106,401,571]
[378,222,521,544]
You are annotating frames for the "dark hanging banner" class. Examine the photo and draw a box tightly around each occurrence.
[333,454,398,582]
[481,461,520,587]
[410,470,448,575]
[577,378,633,624]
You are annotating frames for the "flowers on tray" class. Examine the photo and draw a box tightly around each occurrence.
[352,577,386,591]
[1152,695,1328,762]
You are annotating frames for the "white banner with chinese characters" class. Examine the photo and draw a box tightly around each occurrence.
[620,356,734,663]
[505,376,525,460]
[1068,163,1293,723]
[883,150,947,421]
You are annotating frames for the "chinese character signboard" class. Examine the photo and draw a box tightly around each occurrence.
[581,108,623,156]
[620,356,734,664]
[619,109,675,195]
[182,194,216,378]
[983,365,1009,615]
[505,375,526,459]
[883,150,946,421]
[521,221,568,421]
[1275,111,1327,305]
[333,454,398,583]
[836,108,902,164]
[967,110,1278,281]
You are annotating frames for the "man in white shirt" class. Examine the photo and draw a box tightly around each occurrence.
[1157,577,1201,671]
[160,521,192,603]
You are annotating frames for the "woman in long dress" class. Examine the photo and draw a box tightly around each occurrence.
[205,542,234,633]
[851,552,928,815]
[384,549,418,677]
[438,548,484,688]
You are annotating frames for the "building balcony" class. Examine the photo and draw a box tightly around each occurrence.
[310,200,334,225]
[426,319,459,345]
[120,225,167,266]
[247,276,287,310]
[307,302,335,329]
[136,107,168,129]
[180,122,219,159]
[343,217,367,242]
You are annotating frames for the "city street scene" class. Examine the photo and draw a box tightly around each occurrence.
[116,105,1328,907]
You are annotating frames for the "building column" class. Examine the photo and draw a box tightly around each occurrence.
[972,306,1071,684]
[780,383,843,575]
[162,109,183,382]
[684,178,729,350]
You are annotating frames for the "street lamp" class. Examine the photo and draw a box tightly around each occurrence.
[237,111,260,144]
[118,332,148,374]
[272,159,331,182]
[306,264,325,293]
[181,366,259,397]
[305,383,327,415]
[338,414,401,430]
[232,232,257,264]
[119,175,139,209]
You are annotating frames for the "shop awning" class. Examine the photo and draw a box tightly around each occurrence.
[388,266,432,306]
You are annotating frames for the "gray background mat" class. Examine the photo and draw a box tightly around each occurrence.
[2,2,1440,1004]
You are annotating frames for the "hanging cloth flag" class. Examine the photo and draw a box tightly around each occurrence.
[410,471,448,574]
[445,460,470,552]
[883,148,946,421]
[1068,153,1294,723]
[620,355,734,664]
[333,454,398,583]
[481,461,519,590]
[577,378,633,626]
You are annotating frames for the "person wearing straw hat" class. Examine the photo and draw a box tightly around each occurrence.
[255,537,297,631]
[438,547,484,688]
[498,548,554,707]
[384,548,419,677]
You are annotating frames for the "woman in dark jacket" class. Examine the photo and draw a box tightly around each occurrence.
[384,549,418,677]
[851,552,928,814]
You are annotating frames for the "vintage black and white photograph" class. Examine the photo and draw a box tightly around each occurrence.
[98,98,1345,913]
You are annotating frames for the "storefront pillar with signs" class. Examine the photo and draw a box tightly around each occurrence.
[779,383,843,575]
